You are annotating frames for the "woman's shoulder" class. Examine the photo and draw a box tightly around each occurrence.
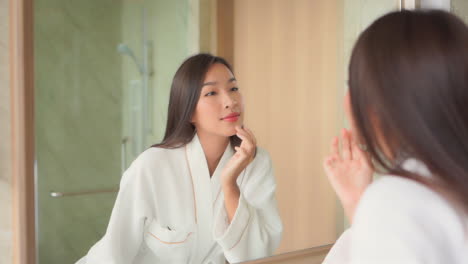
[131,145,184,167]
[361,158,435,201]
[359,175,459,219]
[121,146,183,180]
[120,146,185,185]
[354,175,467,248]
[364,175,432,201]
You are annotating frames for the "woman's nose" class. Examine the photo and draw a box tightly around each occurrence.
[223,93,237,109]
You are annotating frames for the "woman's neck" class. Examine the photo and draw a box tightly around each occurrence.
[197,131,230,176]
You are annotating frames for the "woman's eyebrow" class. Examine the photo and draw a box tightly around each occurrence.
[202,77,236,87]
[202,81,217,87]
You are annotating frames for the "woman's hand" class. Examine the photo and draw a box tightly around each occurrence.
[323,128,373,223]
[221,126,257,187]
[221,126,257,222]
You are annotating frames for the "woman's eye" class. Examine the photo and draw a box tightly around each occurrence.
[231,87,239,92]
[205,91,216,96]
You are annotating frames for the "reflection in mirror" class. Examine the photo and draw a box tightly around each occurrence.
[75,53,283,263]
[33,0,421,264]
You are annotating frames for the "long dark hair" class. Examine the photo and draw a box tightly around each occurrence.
[349,10,468,213]
[152,53,242,149]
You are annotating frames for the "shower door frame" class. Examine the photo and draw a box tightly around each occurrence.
[10,0,36,263]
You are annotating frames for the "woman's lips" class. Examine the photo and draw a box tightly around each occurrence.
[221,113,240,122]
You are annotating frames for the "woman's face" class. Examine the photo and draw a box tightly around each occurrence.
[191,63,244,137]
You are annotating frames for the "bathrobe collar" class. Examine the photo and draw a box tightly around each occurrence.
[185,134,234,259]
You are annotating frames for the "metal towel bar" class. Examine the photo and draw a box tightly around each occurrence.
[50,188,119,198]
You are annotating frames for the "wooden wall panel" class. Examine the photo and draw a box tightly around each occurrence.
[218,0,344,255]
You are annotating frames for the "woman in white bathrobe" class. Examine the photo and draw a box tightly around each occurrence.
[77,54,283,264]
[323,10,468,264]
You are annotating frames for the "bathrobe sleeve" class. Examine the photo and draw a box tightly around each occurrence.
[75,160,151,264]
[323,176,466,264]
[213,148,283,263]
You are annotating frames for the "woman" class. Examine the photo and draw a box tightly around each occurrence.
[77,54,283,264]
[324,10,468,263]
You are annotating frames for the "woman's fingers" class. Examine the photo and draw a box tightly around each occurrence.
[341,129,353,160]
[323,157,333,177]
[331,136,341,161]
[235,128,250,146]
[324,156,337,172]
[244,127,258,158]
[234,146,251,165]
[236,126,250,141]
[352,140,365,162]
[234,146,245,155]
[351,139,373,171]
[236,126,255,153]
[244,127,257,146]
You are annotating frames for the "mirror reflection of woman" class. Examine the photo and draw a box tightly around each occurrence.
[324,10,468,263]
[77,54,283,264]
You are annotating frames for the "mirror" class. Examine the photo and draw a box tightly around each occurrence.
[34,0,465,263]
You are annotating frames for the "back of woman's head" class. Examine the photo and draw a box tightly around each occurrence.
[349,10,468,211]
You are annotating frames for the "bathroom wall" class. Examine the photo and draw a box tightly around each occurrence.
[452,0,468,23]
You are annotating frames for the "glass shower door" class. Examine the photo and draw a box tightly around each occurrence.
[34,0,192,263]
[35,0,126,263]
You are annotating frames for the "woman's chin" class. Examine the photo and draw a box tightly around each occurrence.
[226,129,237,137]
[223,122,241,136]
[213,120,243,137]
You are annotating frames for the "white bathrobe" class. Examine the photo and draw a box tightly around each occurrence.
[76,134,283,264]
[324,159,468,264]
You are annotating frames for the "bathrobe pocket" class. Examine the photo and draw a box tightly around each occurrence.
[144,218,196,263]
